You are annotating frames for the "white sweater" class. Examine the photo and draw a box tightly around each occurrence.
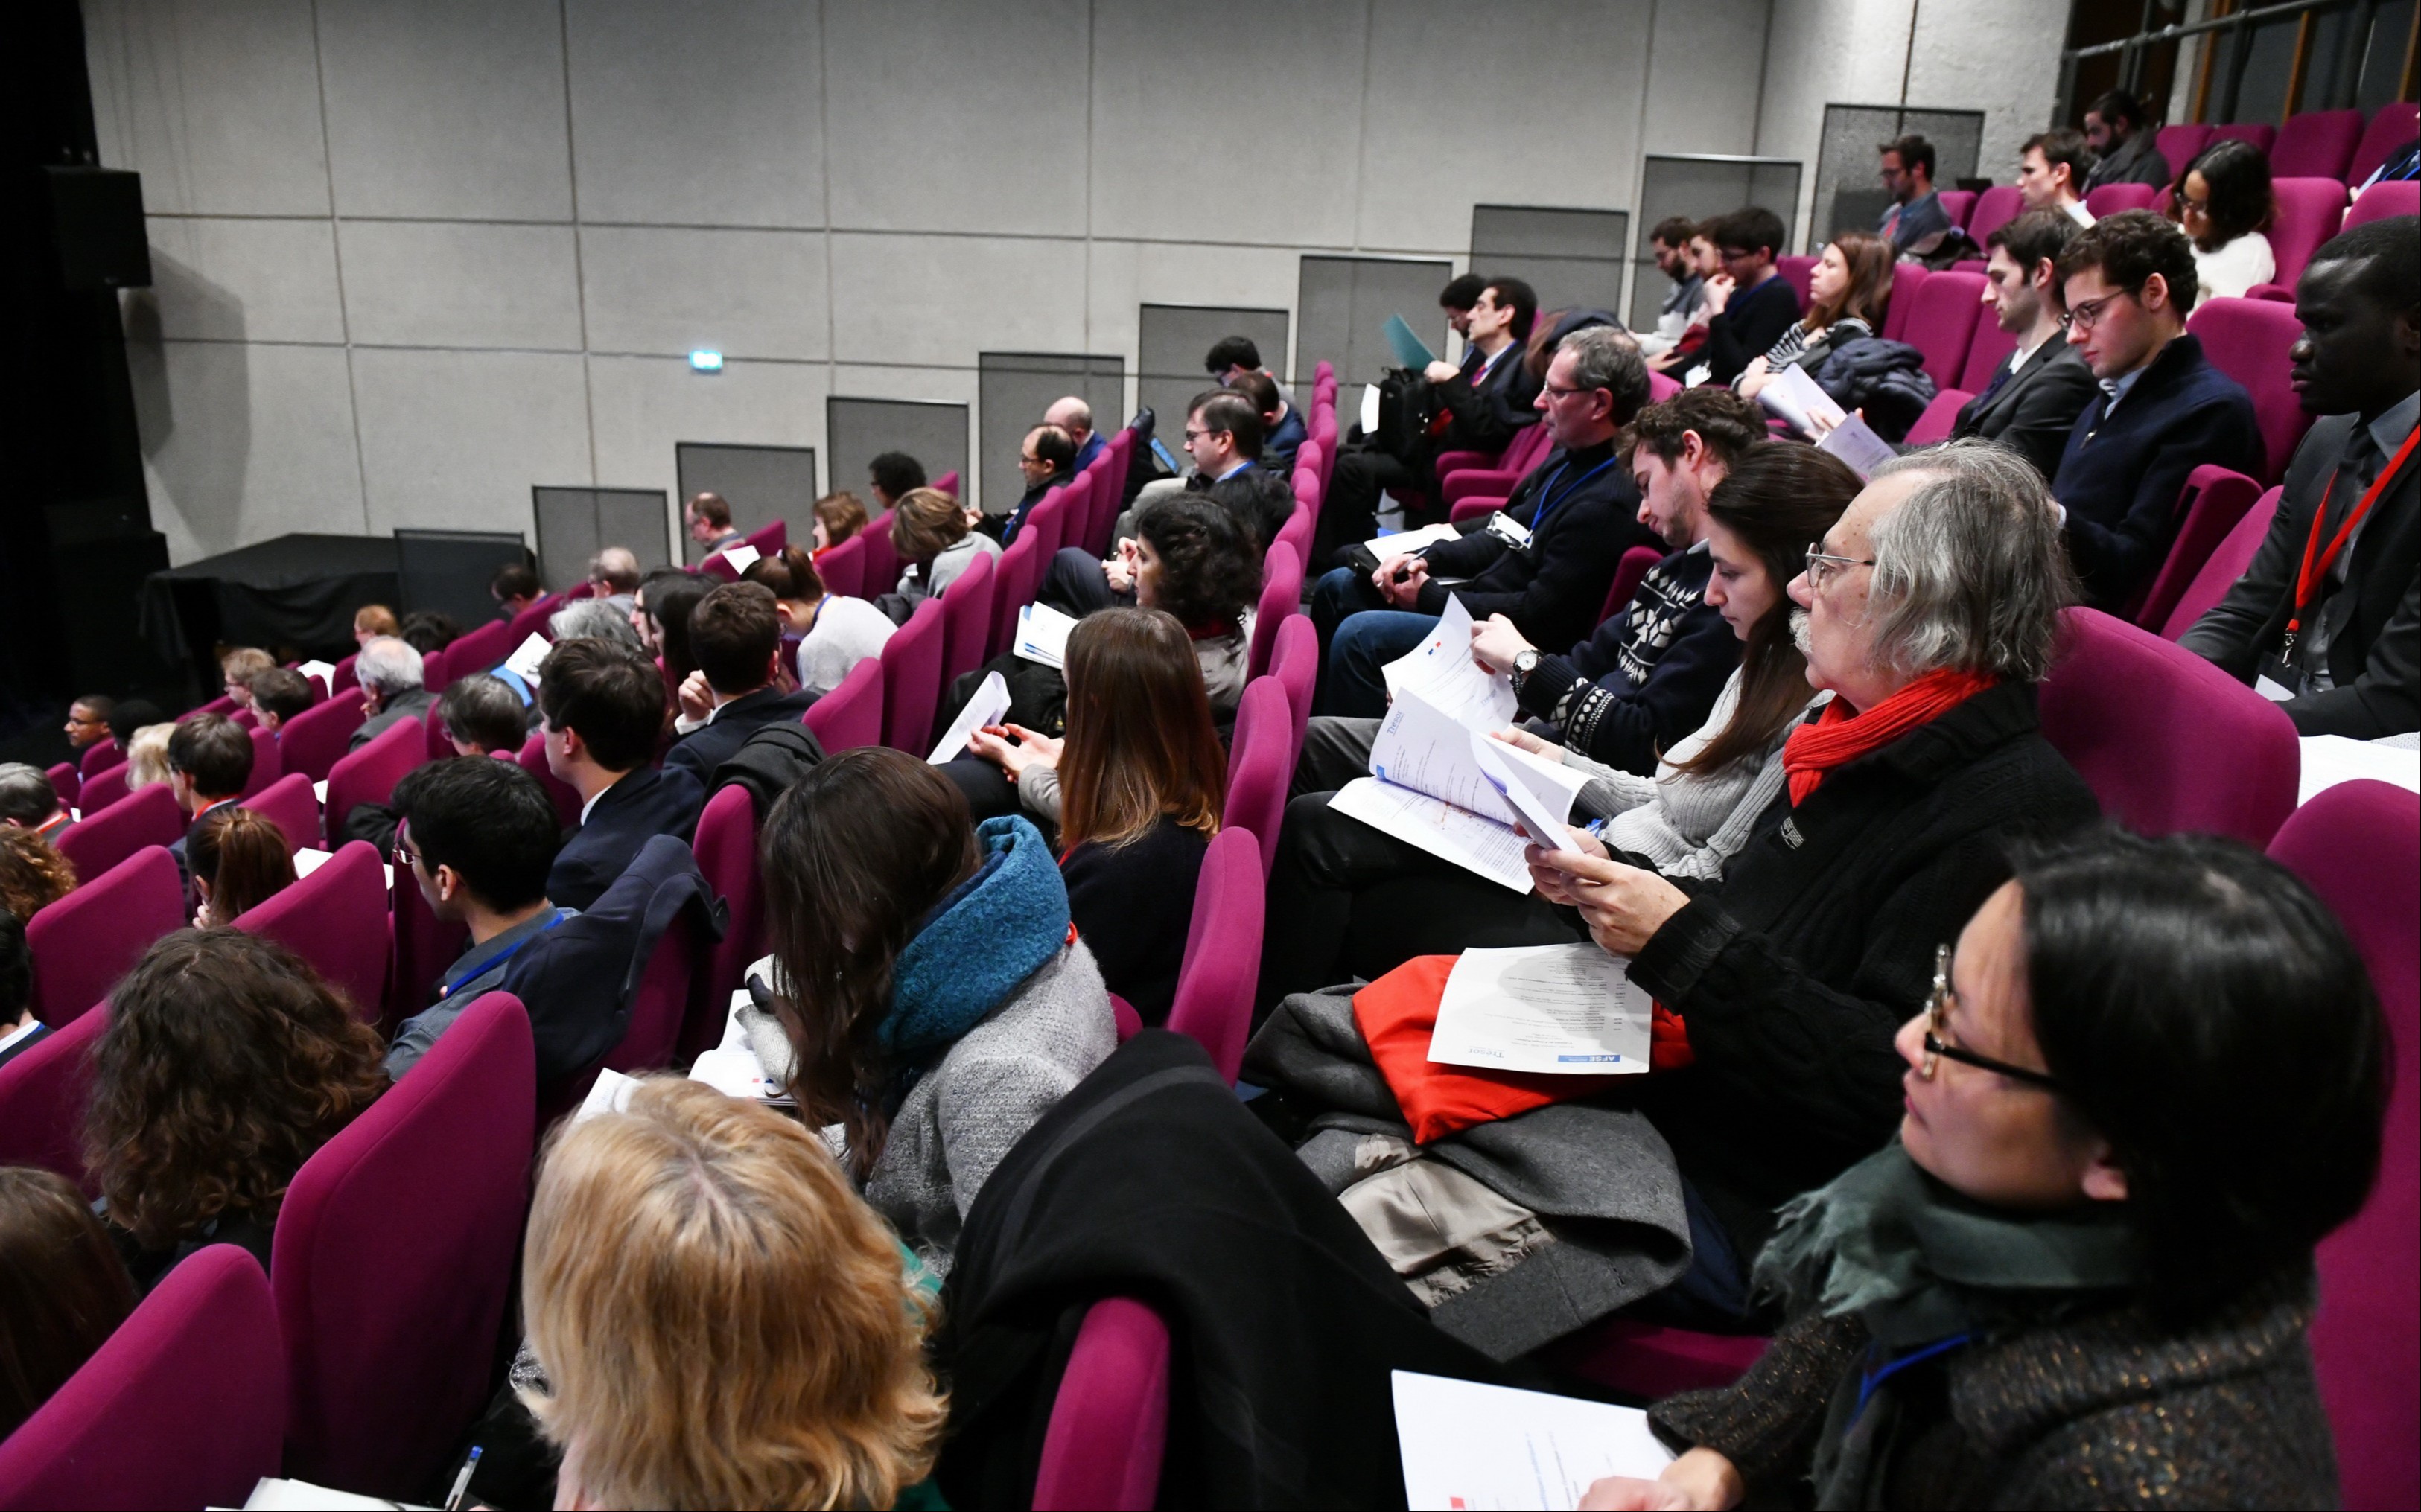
[794,594,895,696]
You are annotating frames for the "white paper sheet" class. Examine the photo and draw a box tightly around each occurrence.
[719,543,762,572]
[296,659,337,684]
[690,1047,784,1101]
[502,631,551,684]
[1471,734,1589,847]
[238,1475,436,1510]
[1329,778,1534,892]
[1361,382,1384,435]
[1369,689,1523,828]
[1378,596,1519,730]
[1816,413,1900,480]
[573,1067,640,1123]
[1430,944,1652,1075]
[311,779,328,805]
[1393,1371,1673,1511]
[929,670,1012,763]
[1765,361,1846,436]
[293,846,389,890]
[2298,733,2421,806]
[1362,521,1464,558]
[1014,602,1079,669]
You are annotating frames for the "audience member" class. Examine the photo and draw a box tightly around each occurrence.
[684,491,746,557]
[743,544,894,696]
[103,698,159,755]
[627,569,700,664]
[1228,367,1305,473]
[547,597,645,651]
[2019,128,2096,226]
[989,424,1075,547]
[0,908,46,1071]
[1693,208,1803,388]
[439,672,531,756]
[587,547,643,616]
[246,666,313,735]
[87,928,386,1288]
[1586,830,2378,1510]
[121,722,173,792]
[2184,215,2418,737]
[1311,326,1655,718]
[539,637,702,911]
[1045,394,1106,473]
[759,748,1114,1268]
[2356,133,2420,192]
[1649,226,1729,374]
[521,1076,944,1511]
[868,450,928,513]
[491,561,541,619]
[0,825,75,922]
[1947,210,2098,479]
[398,610,462,657]
[185,804,296,928]
[812,489,871,554]
[386,757,573,1077]
[1037,421,1285,623]
[62,693,112,751]
[1734,230,1893,408]
[1876,134,1951,255]
[0,1165,137,1438]
[1439,272,1486,339]
[2052,211,2259,609]
[164,713,252,900]
[1203,334,1298,412]
[1638,217,1708,360]
[348,635,436,751]
[666,582,817,784]
[2082,87,2172,189]
[890,484,1002,612]
[2177,138,2277,305]
[353,604,399,647]
[0,762,72,846]
[218,647,273,712]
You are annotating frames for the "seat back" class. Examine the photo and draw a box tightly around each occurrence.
[275,991,535,1498]
[235,723,280,800]
[324,716,425,834]
[57,782,182,882]
[933,469,961,500]
[1963,184,2025,246]
[1936,187,1976,229]
[505,593,560,645]
[2344,176,2418,229]
[1956,312,2017,393]
[602,910,699,1079]
[516,730,585,830]
[1222,679,1291,881]
[2082,182,2158,218]
[45,760,78,809]
[1275,500,1314,566]
[2208,120,2276,153]
[2038,607,2298,846]
[858,509,901,599]
[2269,782,2420,1512]
[445,617,517,681]
[1599,544,1665,631]
[879,597,946,753]
[71,760,131,817]
[0,1245,285,1512]
[1167,826,1264,1082]
[2128,465,2265,631]
[1899,270,1985,387]
[804,653,885,752]
[2155,122,2215,174]
[1647,369,1682,402]
[2270,176,2357,290]
[817,526,869,598]
[2186,295,2310,485]
[1248,542,1303,680]
[1773,254,1815,307]
[1878,262,1930,342]
[422,698,454,762]
[1901,388,1971,448]
[1270,614,1317,771]
[80,739,126,780]
[418,642,455,696]
[25,847,182,1030]
[939,546,998,690]
[2347,101,2420,187]
[1031,1297,1171,1512]
[241,771,322,852]
[276,686,369,785]
[235,840,392,1023]
[989,530,1046,660]
[744,517,787,557]
[2160,484,2282,640]
[2271,106,2365,179]
[687,783,762,1061]
[0,1003,109,1184]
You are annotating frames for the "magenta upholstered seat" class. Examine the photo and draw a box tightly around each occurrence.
[331,651,359,693]
[2155,122,2215,175]
[804,653,884,753]
[445,616,517,682]
[879,597,946,753]
[744,517,787,557]
[2347,101,2420,186]
[277,685,368,785]
[1647,369,1682,402]
[1248,543,1303,680]
[2161,484,2281,639]
[57,782,181,882]
[232,706,259,732]
[421,698,454,762]
[1544,1318,1768,1400]
[1878,264,1931,344]
[79,739,124,781]
[2270,781,2420,1512]
[1964,184,2026,247]
[241,771,322,853]
[72,760,130,816]
[1956,311,2017,392]
[2082,182,2159,218]
[194,692,239,720]
[939,546,998,691]
[988,529,1047,660]
[25,846,182,1030]
[817,527,868,598]
[2272,107,2365,179]
[2344,176,2420,229]
[2209,120,2276,153]
[45,759,77,808]
[505,593,559,645]
[859,508,902,597]
[1439,424,1553,508]
[2269,176,2356,288]
[235,840,391,1023]
[1270,614,1317,771]
[1599,544,1664,631]
[1275,500,1314,566]
[275,990,535,1498]
[1222,679,1291,883]
[515,730,584,830]
[324,716,424,836]
[2127,464,2265,631]
[1166,826,1263,1082]
[0,1244,285,1511]
[698,551,742,584]
[1031,1297,1171,1512]
[1774,254,1815,307]
[1291,460,1321,521]
[2037,607,2297,847]
[237,722,281,799]
[1935,187,1976,229]
[687,783,761,1061]
[1902,389,1971,448]
[0,1003,107,1184]
[389,846,466,1036]
[602,910,699,1079]
[2186,295,2310,485]
[1897,270,1986,389]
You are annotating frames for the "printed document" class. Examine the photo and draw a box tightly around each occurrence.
[296,659,337,685]
[1384,313,1439,369]
[1393,1371,1673,1511]
[1329,687,1588,891]
[929,670,1011,763]
[502,631,551,685]
[1759,362,1847,436]
[2297,733,2421,806]
[1014,602,1080,669]
[1429,944,1652,1074]
[718,543,763,573]
[1817,412,1900,479]
[1364,520,1465,558]
[1378,594,1519,730]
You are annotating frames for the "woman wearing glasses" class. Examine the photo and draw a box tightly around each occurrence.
[1579,829,2378,1509]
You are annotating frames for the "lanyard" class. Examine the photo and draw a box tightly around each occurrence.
[438,910,568,1000]
[1851,1332,1973,1423]
[2286,427,2417,651]
[1530,455,1620,536]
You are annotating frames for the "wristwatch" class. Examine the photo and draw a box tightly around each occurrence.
[1511,648,1540,691]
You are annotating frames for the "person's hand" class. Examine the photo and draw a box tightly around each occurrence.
[967,724,1060,780]
[1370,552,1415,593]
[1381,558,1430,608]
[1580,1449,1744,1511]
[1104,538,1138,593]
[1001,723,1062,765]
[1489,726,1562,762]
[1469,613,1534,674]
[1422,359,1462,385]
[1579,1476,1693,1511]
[1533,852,1692,958]
[1523,827,1610,904]
[676,670,714,724]
[1735,356,1772,400]
[193,902,213,930]
[1701,272,1736,314]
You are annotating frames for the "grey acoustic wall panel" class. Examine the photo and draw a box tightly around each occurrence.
[825,397,968,513]
[1295,255,1454,393]
[532,485,672,594]
[1630,155,1804,331]
[395,528,530,631]
[1469,205,1632,322]
[674,442,818,564]
[977,353,1124,516]
[1137,304,1288,447]
[1812,106,1984,246]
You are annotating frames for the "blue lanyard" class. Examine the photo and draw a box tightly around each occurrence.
[439,910,569,999]
[1850,1332,1973,1423]
[1530,455,1620,536]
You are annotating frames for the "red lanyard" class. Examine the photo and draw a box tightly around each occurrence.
[2288,427,2417,645]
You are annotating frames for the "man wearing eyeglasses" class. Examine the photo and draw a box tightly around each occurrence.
[2047,211,2256,611]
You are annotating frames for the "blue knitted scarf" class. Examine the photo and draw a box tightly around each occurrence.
[882,815,1070,1064]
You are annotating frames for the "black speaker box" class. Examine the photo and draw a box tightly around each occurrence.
[42,167,151,290]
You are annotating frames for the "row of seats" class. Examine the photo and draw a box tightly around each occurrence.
[2156,101,2421,189]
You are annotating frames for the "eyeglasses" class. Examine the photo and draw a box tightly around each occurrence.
[392,822,420,874]
[1541,382,1594,399]
[1804,545,1876,590]
[1182,427,1220,443]
[2060,288,2137,334]
[1919,944,2062,1091]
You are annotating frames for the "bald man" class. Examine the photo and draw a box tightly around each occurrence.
[588,546,643,618]
[1046,395,1105,473]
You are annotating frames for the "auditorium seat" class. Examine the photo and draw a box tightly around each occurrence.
[687,783,763,1062]
[1030,476,1083,561]
[1900,388,1971,448]
[2271,781,2420,1512]
[550,911,706,1126]
[1166,826,1264,1082]
[2209,120,2276,154]
[0,1244,285,1512]
[45,760,77,809]
[1270,614,1317,771]
[1957,315,2017,393]
[1441,424,1553,509]
[79,738,125,781]
[2186,295,2310,485]
[57,782,181,882]
[25,845,181,1029]
[934,469,961,500]
[879,597,946,754]
[742,517,787,558]
[2126,464,2265,631]
[859,508,903,601]
[239,723,281,799]
[419,642,456,696]
[2344,176,2420,229]
[988,529,1048,661]
[1647,369,1682,402]
[0,1002,107,1185]
[803,654,884,753]
[2271,107,2365,181]
[2160,484,2280,640]
[515,730,584,831]
[231,706,258,731]
[1599,545,1665,631]
[331,653,359,694]
[2269,176,2359,287]
[2347,101,2420,188]
[1248,543,1304,680]
[324,717,424,838]
[504,593,560,645]
[1544,1319,1768,1399]
[1032,1297,1170,1512]
[698,552,741,584]
[2154,122,2215,175]
[1222,679,1291,882]
[938,547,998,692]
[2038,607,2297,848]
[1897,270,1986,388]
[1274,500,1314,567]
[195,692,239,720]
[1775,254,1815,308]
[1963,184,2026,248]
[1880,263,1929,343]
[241,771,322,852]
[277,686,368,785]
[2082,182,2159,217]
[422,699,454,763]
[274,990,535,1500]
[443,616,518,684]
[73,760,131,817]
[817,524,870,599]
[1935,187,1976,229]
[235,840,391,1024]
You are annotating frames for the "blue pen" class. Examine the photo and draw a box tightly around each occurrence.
[444,1445,482,1511]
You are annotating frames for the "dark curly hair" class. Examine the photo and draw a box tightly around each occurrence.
[0,827,74,923]
[1135,494,1261,633]
[86,928,387,1251]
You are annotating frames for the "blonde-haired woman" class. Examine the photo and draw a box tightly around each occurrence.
[523,1076,947,1511]
[122,724,175,793]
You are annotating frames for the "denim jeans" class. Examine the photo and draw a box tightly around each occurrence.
[1309,565,1437,718]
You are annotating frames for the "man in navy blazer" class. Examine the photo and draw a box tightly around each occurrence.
[663,582,816,786]
[538,636,703,912]
[2050,211,2259,611]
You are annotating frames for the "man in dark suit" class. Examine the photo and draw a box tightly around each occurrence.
[2183,216,2419,739]
[1046,395,1107,475]
[2050,211,2259,611]
[165,712,253,909]
[990,424,1075,547]
[347,637,436,752]
[664,582,815,786]
[1951,210,2099,479]
[538,637,703,911]
[1229,368,1305,474]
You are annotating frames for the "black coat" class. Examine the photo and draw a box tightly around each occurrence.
[1629,682,2099,1260]
[1804,336,1937,443]
[661,686,816,787]
[1061,817,1208,1024]
[546,765,704,911]
[1431,342,1543,454]
[1702,274,1803,387]
[1950,340,2099,481]
[1412,438,1658,655]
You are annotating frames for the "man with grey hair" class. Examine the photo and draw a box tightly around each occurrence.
[1044,395,1104,473]
[348,635,436,752]
[587,546,643,618]
[0,765,70,844]
[549,598,646,650]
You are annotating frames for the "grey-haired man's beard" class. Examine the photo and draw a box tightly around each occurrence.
[1790,608,1813,657]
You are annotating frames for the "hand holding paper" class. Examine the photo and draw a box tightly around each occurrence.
[1535,849,1693,958]
[928,670,1012,764]
[1378,595,1518,730]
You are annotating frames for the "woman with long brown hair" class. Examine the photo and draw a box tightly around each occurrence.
[0,1166,138,1438]
[742,543,895,696]
[186,804,297,927]
[1734,229,1895,405]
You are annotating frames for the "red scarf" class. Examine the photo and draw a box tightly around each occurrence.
[1783,668,1997,806]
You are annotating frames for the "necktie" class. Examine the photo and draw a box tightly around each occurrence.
[1975,357,2015,406]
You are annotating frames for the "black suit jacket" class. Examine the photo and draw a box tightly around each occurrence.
[661,686,817,786]
[1432,345,1543,454]
[1950,341,2098,481]
[547,765,705,911]
[2180,410,2420,738]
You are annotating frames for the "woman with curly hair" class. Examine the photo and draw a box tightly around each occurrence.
[85,928,387,1289]
[0,826,74,922]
